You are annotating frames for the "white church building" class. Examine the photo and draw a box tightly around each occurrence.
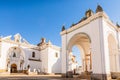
[0,33,61,74]
[0,5,120,80]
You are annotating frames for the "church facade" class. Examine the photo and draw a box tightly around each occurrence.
[0,33,61,74]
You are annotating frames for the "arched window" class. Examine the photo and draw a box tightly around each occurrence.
[55,52,58,58]
[32,52,35,58]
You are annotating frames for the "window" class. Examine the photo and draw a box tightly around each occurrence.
[32,52,35,58]
[13,52,16,57]
[17,39,19,42]
[14,47,16,50]
[55,52,58,58]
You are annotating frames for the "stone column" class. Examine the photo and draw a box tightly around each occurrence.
[8,67,11,73]
[90,52,92,70]
[116,53,120,72]
[82,59,85,71]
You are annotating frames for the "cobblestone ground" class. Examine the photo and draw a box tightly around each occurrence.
[0,74,89,80]
[0,76,117,80]
[0,76,87,80]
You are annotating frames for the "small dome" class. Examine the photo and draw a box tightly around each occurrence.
[96,5,103,13]
[37,38,46,46]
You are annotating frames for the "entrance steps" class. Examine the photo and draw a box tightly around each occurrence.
[67,72,91,80]
[66,71,91,79]
[78,72,91,80]
[0,72,10,75]
[111,72,120,79]
[0,72,27,76]
[11,73,27,75]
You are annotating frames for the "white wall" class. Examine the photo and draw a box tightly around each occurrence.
[0,41,18,70]
[61,34,67,73]
[40,48,48,73]
[29,61,41,72]
[102,17,120,73]
[47,47,61,73]
[23,48,41,71]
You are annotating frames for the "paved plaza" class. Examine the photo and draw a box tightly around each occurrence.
[0,76,86,80]
[0,74,88,80]
[0,77,82,80]
[0,76,117,80]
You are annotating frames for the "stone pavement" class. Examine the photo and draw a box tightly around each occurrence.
[0,77,87,80]
[0,74,88,80]
[0,78,87,80]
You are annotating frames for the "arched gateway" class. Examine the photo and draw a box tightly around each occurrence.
[67,33,92,72]
[60,5,120,80]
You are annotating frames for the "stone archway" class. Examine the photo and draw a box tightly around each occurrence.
[67,33,92,73]
[11,64,17,73]
[60,7,120,79]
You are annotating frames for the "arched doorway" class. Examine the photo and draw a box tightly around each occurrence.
[11,64,17,73]
[7,47,25,73]
[108,34,118,72]
[67,33,92,74]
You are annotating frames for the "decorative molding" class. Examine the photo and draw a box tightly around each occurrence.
[104,18,118,32]
[0,33,35,48]
[1,39,34,48]
[60,12,110,35]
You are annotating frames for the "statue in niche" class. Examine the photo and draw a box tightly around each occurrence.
[13,52,16,57]
[27,64,30,69]
[20,60,24,68]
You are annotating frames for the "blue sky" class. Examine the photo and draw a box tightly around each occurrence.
[72,46,82,66]
[0,0,120,46]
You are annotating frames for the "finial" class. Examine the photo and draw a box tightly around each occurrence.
[70,23,75,27]
[37,37,46,46]
[116,22,120,28]
[85,9,94,17]
[14,33,21,42]
[61,25,65,31]
[96,4,103,13]
[48,40,52,45]
[41,38,46,43]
